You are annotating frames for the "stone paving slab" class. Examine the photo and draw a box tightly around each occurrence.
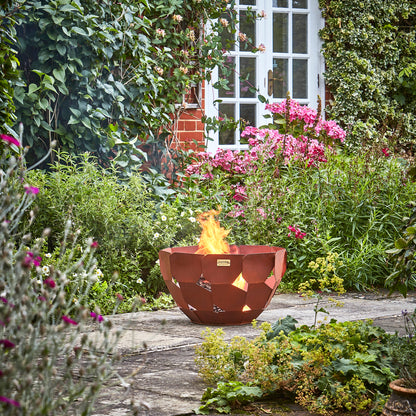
[89,291,416,416]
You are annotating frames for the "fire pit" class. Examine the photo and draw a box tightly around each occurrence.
[159,244,286,325]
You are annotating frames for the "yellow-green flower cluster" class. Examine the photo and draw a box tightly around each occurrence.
[300,252,345,297]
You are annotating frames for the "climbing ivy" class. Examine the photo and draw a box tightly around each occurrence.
[319,0,416,150]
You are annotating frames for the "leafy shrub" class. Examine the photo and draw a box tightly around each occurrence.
[319,0,416,149]
[195,317,397,415]
[386,206,416,296]
[27,152,200,313]
[183,99,415,291]
[1,0,240,174]
[0,134,120,414]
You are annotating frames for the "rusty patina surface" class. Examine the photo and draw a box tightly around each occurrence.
[159,245,287,325]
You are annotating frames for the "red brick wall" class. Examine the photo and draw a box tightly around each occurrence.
[175,83,206,152]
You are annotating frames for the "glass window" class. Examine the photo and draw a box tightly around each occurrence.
[273,58,288,98]
[218,57,236,98]
[240,104,256,139]
[240,0,256,5]
[273,0,288,7]
[240,57,256,98]
[293,0,307,8]
[239,11,256,51]
[273,13,288,53]
[292,14,307,54]
[219,103,236,145]
[293,59,308,98]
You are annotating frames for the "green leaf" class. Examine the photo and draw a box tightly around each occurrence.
[395,238,408,249]
[28,83,40,95]
[53,68,66,83]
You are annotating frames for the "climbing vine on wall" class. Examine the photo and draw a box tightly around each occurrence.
[319,0,416,150]
[0,0,235,172]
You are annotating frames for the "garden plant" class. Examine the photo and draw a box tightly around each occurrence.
[0,134,124,414]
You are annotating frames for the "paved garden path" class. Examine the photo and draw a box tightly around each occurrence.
[88,291,416,416]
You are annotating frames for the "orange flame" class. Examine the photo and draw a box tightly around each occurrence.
[232,274,248,291]
[196,209,230,255]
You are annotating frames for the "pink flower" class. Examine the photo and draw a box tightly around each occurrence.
[91,241,99,248]
[115,293,124,301]
[23,252,42,267]
[0,339,15,349]
[382,148,390,157]
[62,316,78,325]
[23,185,39,195]
[43,279,56,289]
[0,134,20,147]
[90,312,104,322]
[0,396,20,407]
[257,207,267,219]
[288,225,306,239]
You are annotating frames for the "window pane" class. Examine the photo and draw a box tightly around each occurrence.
[220,13,235,51]
[239,11,255,51]
[273,13,288,53]
[293,59,308,98]
[273,58,288,98]
[219,56,235,98]
[293,14,307,53]
[273,0,288,7]
[240,104,256,140]
[240,57,256,98]
[219,103,236,145]
[293,0,307,8]
[240,0,256,5]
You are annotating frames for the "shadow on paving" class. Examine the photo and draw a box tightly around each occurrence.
[89,291,416,416]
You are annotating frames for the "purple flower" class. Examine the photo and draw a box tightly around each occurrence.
[90,312,104,322]
[0,339,15,349]
[62,316,78,326]
[23,184,40,195]
[0,134,21,147]
[0,396,21,407]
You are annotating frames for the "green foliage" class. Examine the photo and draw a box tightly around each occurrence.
[0,2,21,132]
[182,146,415,292]
[386,206,416,296]
[389,308,416,388]
[1,0,237,173]
[197,381,263,415]
[319,0,416,149]
[195,317,398,415]
[26,152,200,312]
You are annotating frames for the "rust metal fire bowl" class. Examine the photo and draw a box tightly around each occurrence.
[159,245,287,325]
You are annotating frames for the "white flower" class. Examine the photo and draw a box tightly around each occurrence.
[94,268,104,278]
[154,232,160,239]
[136,278,144,284]
[156,259,160,265]
[180,211,185,217]
[42,266,50,276]
[189,216,196,223]
[161,215,167,221]
[45,253,52,258]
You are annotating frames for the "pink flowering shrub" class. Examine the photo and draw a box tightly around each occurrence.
[185,98,346,214]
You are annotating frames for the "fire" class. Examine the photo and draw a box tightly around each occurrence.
[232,274,248,291]
[196,209,230,255]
